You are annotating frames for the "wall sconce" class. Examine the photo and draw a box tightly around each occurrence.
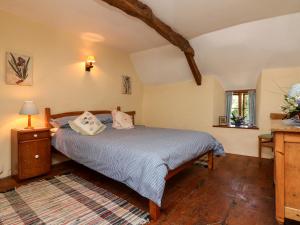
[85,56,96,72]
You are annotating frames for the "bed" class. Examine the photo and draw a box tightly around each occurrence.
[45,107,224,220]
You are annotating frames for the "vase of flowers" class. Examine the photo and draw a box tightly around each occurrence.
[231,113,245,127]
[281,84,300,120]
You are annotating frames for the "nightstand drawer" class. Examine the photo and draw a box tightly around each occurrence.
[18,139,51,179]
[19,130,50,142]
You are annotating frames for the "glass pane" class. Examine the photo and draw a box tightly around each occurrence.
[231,95,239,110]
[244,94,249,123]
[244,94,249,107]
[242,93,249,124]
[230,94,239,123]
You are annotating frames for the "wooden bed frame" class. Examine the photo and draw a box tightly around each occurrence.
[45,106,214,221]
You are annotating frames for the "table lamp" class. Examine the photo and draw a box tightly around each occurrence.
[19,101,39,129]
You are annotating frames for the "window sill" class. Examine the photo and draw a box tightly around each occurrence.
[213,125,259,130]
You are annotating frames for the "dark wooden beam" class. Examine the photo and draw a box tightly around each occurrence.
[99,0,202,85]
[185,53,202,85]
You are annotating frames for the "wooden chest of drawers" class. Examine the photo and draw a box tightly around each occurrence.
[11,128,51,180]
[272,121,300,224]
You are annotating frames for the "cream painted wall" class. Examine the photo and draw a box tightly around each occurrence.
[142,76,221,131]
[211,128,259,157]
[212,77,225,125]
[255,67,300,157]
[0,11,143,178]
[258,67,300,133]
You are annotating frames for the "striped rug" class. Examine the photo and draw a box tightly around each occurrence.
[0,174,149,225]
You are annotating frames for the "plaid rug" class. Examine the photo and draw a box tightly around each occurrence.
[0,174,149,225]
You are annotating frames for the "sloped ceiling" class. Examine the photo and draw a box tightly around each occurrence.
[0,0,300,52]
[131,13,300,89]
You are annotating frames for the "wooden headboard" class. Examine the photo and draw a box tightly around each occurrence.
[45,106,136,128]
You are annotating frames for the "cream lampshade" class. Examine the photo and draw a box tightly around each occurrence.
[19,101,39,129]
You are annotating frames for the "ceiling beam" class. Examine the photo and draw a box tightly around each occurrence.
[99,0,202,85]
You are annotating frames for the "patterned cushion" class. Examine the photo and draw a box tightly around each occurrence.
[69,111,106,135]
[112,110,134,129]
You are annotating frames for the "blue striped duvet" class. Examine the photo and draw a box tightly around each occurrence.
[52,126,224,206]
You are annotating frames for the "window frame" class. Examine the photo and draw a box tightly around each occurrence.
[216,89,257,129]
[226,89,256,124]
[233,91,248,118]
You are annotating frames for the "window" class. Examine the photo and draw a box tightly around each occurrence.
[226,89,256,126]
[231,91,249,122]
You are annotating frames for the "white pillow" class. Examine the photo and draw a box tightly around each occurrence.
[112,110,134,129]
[69,111,106,135]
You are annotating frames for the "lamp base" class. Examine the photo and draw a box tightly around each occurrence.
[24,126,34,130]
[25,115,34,130]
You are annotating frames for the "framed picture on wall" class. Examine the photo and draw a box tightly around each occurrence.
[5,52,33,86]
[122,75,132,95]
[219,116,227,126]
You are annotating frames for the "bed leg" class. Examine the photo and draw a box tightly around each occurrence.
[208,150,214,170]
[149,200,160,221]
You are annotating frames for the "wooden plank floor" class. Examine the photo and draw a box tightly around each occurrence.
[1,154,299,225]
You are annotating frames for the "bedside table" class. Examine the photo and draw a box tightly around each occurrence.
[11,128,51,180]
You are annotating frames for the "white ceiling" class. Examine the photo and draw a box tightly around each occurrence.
[0,0,300,52]
[131,13,300,89]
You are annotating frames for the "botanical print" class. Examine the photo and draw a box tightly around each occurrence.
[122,75,131,95]
[6,52,33,85]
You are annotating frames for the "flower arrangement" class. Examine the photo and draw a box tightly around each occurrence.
[281,84,300,119]
[231,113,245,126]
[281,95,300,119]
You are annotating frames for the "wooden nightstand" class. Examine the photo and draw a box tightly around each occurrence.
[11,128,51,180]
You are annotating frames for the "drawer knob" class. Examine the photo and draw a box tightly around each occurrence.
[35,154,39,159]
[33,134,38,138]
